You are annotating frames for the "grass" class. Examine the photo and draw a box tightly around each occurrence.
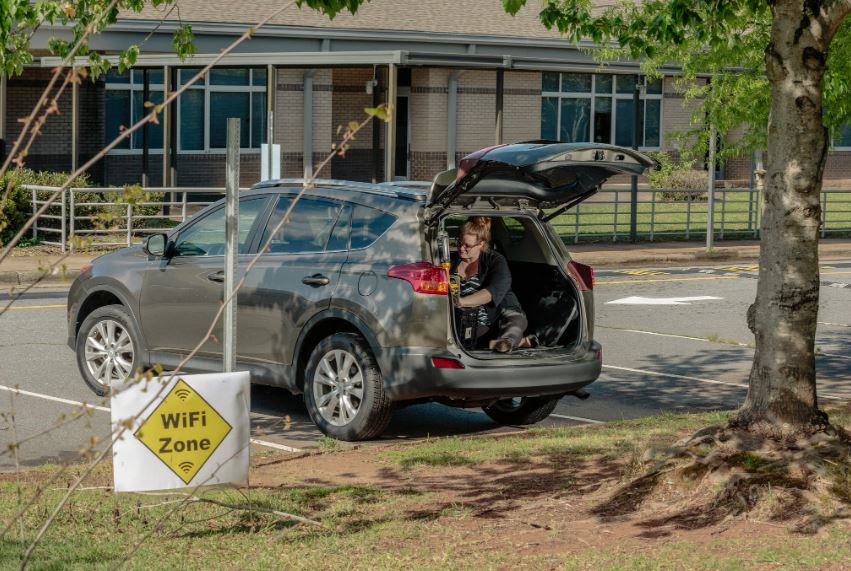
[548,191,851,243]
[1,408,848,570]
[384,411,732,469]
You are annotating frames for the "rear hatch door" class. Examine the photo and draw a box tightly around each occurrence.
[424,142,658,223]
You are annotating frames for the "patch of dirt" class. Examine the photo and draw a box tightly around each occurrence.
[247,425,850,561]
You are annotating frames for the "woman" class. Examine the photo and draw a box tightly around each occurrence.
[451,216,533,353]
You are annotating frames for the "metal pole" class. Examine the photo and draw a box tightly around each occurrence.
[706,124,716,251]
[303,70,315,179]
[372,67,381,182]
[32,187,37,241]
[224,118,240,373]
[630,75,641,242]
[69,189,75,250]
[495,68,504,145]
[71,79,79,173]
[126,203,133,247]
[60,189,66,253]
[162,65,170,187]
[142,68,150,187]
[385,63,398,182]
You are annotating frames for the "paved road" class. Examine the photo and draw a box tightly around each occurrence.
[2,261,850,467]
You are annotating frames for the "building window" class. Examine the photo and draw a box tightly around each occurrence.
[834,124,851,149]
[541,72,662,149]
[105,69,164,151]
[104,68,268,153]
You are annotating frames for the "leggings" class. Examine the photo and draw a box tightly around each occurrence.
[460,307,528,349]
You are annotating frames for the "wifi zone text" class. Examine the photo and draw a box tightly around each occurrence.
[158,411,211,453]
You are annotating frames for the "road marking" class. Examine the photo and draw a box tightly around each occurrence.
[550,413,605,424]
[606,295,722,305]
[597,276,739,285]
[0,384,110,412]
[250,438,303,452]
[1,304,65,310]
[598,326,752,345]
[0,383,304,452]
[819,321,851,328]
[602,365,845,401]
[821,270,851,276]
[617,269,670,276]
[717,265,758,272]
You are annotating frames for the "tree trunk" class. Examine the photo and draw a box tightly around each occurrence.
[737,0,832,434]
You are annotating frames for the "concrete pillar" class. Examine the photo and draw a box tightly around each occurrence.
[303,69,316,179]
[495,68,504,145]
[385,63,398,182]
[447,70,465,170]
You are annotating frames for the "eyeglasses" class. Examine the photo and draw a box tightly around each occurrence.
[458,240,482,251]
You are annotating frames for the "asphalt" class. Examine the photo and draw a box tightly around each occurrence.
[4,238,851,285]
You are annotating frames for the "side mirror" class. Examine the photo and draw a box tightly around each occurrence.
[144,233,171,257]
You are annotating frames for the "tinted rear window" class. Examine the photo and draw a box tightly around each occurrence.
[350,206,396,249]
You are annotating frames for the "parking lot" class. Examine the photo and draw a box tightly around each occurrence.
[2,260,850,467]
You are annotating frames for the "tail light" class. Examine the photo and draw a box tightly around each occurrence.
[431,357,465,369]
[567,260,594,291]
[387,262,449,295]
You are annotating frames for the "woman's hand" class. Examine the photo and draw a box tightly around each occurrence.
[456,289,492,308]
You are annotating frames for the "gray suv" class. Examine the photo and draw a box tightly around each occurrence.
[67,142,656,440]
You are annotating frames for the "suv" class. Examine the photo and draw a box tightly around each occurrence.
[68,142,656,440]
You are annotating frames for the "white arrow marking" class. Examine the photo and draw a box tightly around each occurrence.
[606,295,723,305]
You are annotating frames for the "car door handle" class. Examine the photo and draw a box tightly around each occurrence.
[302,274,330,287]
[207,271,225,283]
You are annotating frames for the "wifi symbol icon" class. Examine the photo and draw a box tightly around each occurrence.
[174,388,192,401]
[178,461,194,474]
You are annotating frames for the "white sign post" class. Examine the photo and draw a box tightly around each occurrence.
[111,372,250,493]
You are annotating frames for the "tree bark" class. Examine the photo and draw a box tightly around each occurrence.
[737,0,834,434]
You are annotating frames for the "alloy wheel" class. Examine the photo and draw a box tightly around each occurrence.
[312,349,364,426]
[84,319,135,388]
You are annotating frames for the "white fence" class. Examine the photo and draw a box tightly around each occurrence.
[25,185,851,251]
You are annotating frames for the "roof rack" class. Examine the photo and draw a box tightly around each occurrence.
[251,178,427,201]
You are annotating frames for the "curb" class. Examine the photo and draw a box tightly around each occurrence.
[0,270,81,286]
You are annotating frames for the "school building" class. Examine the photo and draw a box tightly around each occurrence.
[3,0,850,188]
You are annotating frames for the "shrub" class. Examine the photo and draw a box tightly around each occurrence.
[646,152,709,201]
[0,169,91,246]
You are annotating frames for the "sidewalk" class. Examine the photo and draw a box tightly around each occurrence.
[3,239,851,285]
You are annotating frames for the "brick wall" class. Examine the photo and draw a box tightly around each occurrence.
[503,71,541,143]
[6,68,105,181]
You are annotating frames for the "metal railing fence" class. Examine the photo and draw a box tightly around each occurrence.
[25,186,242,252]
[25,185,851,251]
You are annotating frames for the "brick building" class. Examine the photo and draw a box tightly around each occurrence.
[2,0,843,187]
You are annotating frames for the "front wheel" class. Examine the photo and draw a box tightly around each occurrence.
[482,396,560,425]
[75,304,142,396]
[304,333,393,441]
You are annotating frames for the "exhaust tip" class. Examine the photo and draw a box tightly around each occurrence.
[571,389,591,400]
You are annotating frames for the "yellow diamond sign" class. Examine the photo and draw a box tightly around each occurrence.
[134,379,232,484]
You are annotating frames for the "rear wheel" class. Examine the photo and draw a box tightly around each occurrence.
[304,333,393,441]
[75,304,142,396]
[482,396,560,425]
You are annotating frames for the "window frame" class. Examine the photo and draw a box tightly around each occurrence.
[104,72,165,155]
[172,195,273,258]
[252,194,347,256]
[541,73,664,150]
[104,68,268,156]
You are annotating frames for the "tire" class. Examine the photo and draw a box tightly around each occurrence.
[482,396,561,425]
[75,304,143,396]
[303,333,393,441]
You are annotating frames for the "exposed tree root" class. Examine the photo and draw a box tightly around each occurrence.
[592,421,851,534]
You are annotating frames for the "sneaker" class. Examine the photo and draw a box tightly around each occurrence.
[492,338,513,353]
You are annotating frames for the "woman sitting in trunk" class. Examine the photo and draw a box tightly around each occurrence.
[451,216,534,353]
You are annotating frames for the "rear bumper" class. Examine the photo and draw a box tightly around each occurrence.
[376,341,602,401]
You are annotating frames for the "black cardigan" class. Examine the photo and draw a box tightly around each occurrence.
[451,249,522,324]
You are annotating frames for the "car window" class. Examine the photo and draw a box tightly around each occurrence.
[350,205,396,250]
[175,197,268,257]
[260,196,343,254]
[326,204,352,251]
